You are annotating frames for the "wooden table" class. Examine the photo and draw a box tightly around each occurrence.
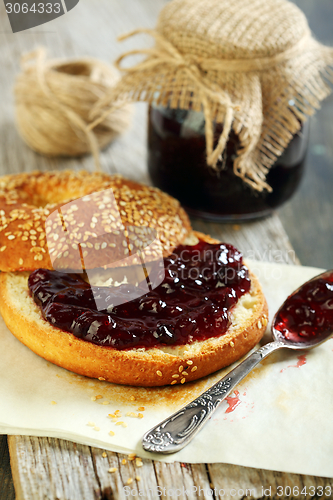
[0,0,332,498]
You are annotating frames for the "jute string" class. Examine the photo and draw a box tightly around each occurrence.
[117,29,236,169]
[14,49,132,169]
[93,0,333,191]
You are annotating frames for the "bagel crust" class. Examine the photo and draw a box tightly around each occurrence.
[0,232,268,386]
[0,170,191,272]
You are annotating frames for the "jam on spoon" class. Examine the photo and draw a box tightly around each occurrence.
[28,241,251,349]
[274,271,333,343]
[142,269,333,454]
[148,106,310,221]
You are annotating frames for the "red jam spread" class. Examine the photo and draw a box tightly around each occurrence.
[148,106,309,221]
[28,241,251,349]
[274,271,333,343]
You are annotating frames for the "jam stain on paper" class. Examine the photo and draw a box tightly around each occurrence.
[280,354,307,373]
[219,390,254,422]
[225,390,241,414]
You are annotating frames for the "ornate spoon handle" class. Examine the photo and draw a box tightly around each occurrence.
[142,341,285,454]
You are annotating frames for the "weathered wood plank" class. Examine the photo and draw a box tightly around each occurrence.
[279,0,333,270]
[190,464,214,500]
[92,450,159,500]
[153,461,200,500]
[208,463,332,500]
[0,436,15,500]
[9,436,102,500]
[191,215,300,265]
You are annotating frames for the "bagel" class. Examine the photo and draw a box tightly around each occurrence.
[0,170,191,272]
[0,247,267,386]
[0,170,268,386]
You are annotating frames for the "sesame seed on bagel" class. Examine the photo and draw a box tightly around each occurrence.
[0,170,191,272]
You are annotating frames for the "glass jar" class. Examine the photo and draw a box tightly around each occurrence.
[148,105,310,221]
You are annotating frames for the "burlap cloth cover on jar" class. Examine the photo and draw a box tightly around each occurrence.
[93,0,333,191]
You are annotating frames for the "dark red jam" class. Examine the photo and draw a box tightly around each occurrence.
[28,241,251,350]
[148,106,309,221]
[274,271,333,343]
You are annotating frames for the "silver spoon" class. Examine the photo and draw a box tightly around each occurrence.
[142,269,333,454]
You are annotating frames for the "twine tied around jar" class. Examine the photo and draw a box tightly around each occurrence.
[117,29,236,174]
[93,0,333,191]
[14,48,132,170]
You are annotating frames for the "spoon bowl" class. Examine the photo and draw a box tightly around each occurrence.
[272,327,331,350]
[272,269,333,349]
[142,269,333,454]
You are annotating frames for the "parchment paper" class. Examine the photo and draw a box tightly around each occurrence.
[1,261,332,477]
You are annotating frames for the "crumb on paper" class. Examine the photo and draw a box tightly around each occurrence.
[108,413,120,419]
[138,413,144,419]
[102,401,110,405]
[87,422,95,427]
[109,431,115,436]
[94,426,100,431]
[51,401,57,405]
[95,395,103,400]
[126,411,139,417]
[102,452,107,458]
[137,407,145,411]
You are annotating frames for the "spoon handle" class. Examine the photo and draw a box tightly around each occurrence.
[142,341,285,454]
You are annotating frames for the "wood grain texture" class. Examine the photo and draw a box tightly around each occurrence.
[8,436,102,500]
[278,0,333,270]
[0,0,332,498]
[191,217,299,266]
[8,436,333,500]
[0,436,15,499]
[207,463,332,500]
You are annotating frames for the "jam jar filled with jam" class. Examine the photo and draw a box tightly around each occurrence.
[148,105,310,221]
[109,0,332,220]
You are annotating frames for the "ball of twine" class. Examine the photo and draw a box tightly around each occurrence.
[14,48,132,169]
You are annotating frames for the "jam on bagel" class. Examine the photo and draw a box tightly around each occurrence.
[0,170,268,386]
[28,240,251,349]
